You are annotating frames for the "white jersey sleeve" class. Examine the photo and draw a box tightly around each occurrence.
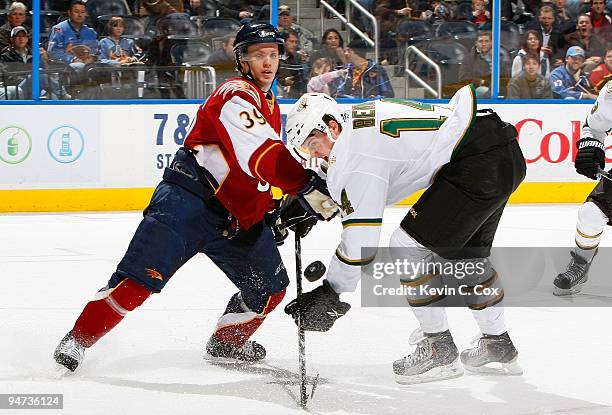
[582,85,612,143]
[326,171,388,293]
[219,95,281,178]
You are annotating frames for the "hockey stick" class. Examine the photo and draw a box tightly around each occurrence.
[597,167,612,182]
[294,234,322,407]
[294,233,308,407]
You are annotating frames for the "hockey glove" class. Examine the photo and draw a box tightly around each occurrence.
[575,138,605,180]
[284,280,351,332]
[268,196,319,245]
[297,170,339,221]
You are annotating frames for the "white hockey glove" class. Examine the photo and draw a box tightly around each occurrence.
[297,170,339,221]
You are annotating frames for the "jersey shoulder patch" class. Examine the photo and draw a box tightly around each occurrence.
[214,80,262,108]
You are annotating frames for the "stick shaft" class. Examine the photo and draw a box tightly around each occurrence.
[598,167,612,182]
[295,234,308,407]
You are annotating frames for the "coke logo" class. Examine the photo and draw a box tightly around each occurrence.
[515,118,612,164]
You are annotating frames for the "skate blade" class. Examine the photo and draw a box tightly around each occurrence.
[203,353,264,366]
[553,284,584,296]
[463,357,523,376]
[395,360,464,385]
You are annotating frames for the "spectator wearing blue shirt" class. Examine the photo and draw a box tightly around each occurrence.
[47,0,98,72]
[550,46,598,99]
[334,39,394,99]
[98,17,138,67]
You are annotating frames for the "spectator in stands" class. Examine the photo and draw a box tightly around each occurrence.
[0,2,29,53]
[352,0,375,33]
[420,0,450,29]
[565,14,605,70]
[587,0,611,30]
[512,30,550,77]
[278,30,308,98]
[0,26,67,99]
[459,31,492,97]
[334,39,394,98]
[374,0,412,64]
[47,0,98,73]
[307,57,347,95]
[550,45,598,98]
[0,25,29,99]
[215,0,256,22]
[140,1,186,20]
[564,0,591,20]
[470,0,491,26]
[309,29,347,69]
[99,17,139,66]
[526,5,567,67]
[507,52,554,98]
[138,0,188,36]
[588,44,612,90]
[205,34,236,84]
[277,5,315,54]
[553,0,577,34]
[184,0,216,16]
[206,34,235,65]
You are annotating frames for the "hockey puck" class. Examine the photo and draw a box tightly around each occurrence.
[304,261,326,282]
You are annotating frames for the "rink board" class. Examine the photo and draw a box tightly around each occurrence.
[0,102,606,212]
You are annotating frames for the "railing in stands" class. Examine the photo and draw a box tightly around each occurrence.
[404,45,442,98]
[319,0,378,64]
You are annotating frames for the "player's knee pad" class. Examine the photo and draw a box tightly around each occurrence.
[455,258,504,310]
[94,273,152,316]
[576,202,608,249]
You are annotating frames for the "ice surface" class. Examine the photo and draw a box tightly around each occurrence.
[1,206,611,414]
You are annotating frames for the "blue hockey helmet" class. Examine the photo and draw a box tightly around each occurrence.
[233,23,285,77]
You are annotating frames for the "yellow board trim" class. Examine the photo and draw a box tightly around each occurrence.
[396,182,598,205]
[0,188,155,212]
[0,182,600,212]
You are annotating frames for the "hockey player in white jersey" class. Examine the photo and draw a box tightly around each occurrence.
[283,85,526,384]
[554,83,612,295]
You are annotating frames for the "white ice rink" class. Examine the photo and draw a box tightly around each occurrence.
[2,205,612,415]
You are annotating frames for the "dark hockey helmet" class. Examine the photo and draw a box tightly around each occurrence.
[233,23,285,74]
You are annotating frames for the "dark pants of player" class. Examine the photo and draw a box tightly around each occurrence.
[71,149,289,348]
[586,178,612,225]
[401,111,527,259]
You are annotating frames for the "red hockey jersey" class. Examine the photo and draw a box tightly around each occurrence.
[184,77,308,229]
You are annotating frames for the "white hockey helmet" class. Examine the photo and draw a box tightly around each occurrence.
[285,93,342,153]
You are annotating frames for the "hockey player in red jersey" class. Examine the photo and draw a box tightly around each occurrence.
[53,22,337,371]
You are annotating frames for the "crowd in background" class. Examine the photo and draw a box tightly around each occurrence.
[1,0,612,99]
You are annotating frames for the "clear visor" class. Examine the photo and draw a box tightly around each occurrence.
[240,51,285,62]
[294,129,323,156]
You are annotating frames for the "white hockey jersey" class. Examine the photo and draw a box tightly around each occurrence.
[582,82,612,143]
[325,84,477,293]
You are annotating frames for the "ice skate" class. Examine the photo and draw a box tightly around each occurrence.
[393,330,463,385]
[204,336,266,364]
[53,331,85,373]
[460,332,522,375]
[553,249,597,296]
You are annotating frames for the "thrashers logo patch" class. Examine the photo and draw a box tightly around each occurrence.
[145,268,164,281]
